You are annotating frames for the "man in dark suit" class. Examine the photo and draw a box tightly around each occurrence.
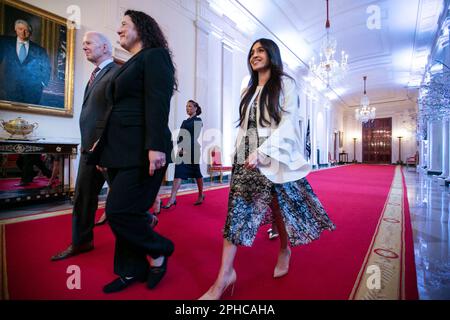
[0,19,51,105]
[51,31,119,261]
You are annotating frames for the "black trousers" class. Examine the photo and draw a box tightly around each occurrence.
[72,153,106,246]
[106,165,174,278]
[16,154,52,183]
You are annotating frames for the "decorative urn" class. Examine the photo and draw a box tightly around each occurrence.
[0,117,39,138]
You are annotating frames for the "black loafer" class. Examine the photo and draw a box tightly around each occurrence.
[147,257,168,289]
[103,275,146,294]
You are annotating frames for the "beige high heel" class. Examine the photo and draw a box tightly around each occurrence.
[198,269,236,300]
[273,247,291,278]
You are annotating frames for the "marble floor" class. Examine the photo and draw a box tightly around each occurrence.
[1,165,449,300]
[404,168,450,300]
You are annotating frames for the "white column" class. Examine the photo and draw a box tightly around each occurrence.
[426,120,432,171]
[311,97,317,167]
[428,120,443,175]
[447,119,450,183]
[308,95,315,166]
[419,139,427,170]
[221,43,233,166]
[444,18,450,186]
[438,120,449,179]
[194,22,209,107]
[325,107,330,165]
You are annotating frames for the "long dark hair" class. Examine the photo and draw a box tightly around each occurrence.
[188,100,202,116]
[238,38,293,127]
[124,10,178,91]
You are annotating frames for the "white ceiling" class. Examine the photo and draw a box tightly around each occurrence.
[209,0,445,109]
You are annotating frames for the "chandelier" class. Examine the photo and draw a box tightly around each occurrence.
[355,76,376,123]
[309,0,348,87]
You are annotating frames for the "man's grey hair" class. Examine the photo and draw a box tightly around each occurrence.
[85,31,113,56]
[15,19,32,33]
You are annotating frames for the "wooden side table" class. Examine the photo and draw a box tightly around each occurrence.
[339,152,348,164]
[0,138,78,206]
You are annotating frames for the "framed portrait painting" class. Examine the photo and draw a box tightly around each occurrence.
[0,0,75,117]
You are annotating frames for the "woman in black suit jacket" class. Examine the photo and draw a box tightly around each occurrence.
[93,10,177,293]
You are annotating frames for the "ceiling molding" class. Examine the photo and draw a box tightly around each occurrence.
[217,0,442,111]
[346,98,416,109]
[411,0,450,82]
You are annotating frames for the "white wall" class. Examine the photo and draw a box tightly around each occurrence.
[329,103,345,162]
[343,101,417,163]
[1,0,106,141]
[0,0,248,180]
[2,0,344,181]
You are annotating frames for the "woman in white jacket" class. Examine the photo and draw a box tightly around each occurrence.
[199,38,335,300]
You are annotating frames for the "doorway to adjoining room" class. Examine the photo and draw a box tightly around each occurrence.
[362,118,392,164]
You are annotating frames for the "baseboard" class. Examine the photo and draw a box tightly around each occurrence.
[163,175,230,186]
[99,175,230,191]
[209,175,230,183]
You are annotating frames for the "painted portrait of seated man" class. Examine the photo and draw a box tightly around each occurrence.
[0,19,51,105]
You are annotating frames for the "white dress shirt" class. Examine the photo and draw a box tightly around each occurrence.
[96,58,114,74]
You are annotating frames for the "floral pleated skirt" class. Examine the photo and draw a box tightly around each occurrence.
[223,102,335,247]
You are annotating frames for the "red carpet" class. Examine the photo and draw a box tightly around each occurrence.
[0,177,50,191]
[2,165,418,300]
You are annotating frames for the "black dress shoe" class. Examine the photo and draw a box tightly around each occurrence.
[103,275,147,294]
[147,257,168,289]
[51,242,94,261]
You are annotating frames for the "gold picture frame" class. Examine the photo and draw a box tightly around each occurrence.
[0,0,75,117]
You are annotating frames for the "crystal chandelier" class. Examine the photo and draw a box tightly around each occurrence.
[309,0,348,87]
[355,76,376,123]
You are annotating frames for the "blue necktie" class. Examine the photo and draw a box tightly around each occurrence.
[18,43,27,63]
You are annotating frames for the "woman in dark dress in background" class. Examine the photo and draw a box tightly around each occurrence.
[162,100,205,208]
